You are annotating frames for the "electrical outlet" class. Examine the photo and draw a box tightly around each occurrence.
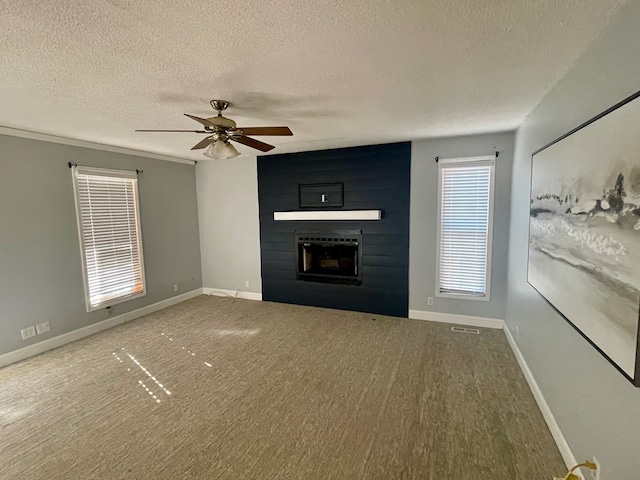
[591,456,600,480]
[105,306,113,317]
[245,280,250,288]
[21,326,37,340]
[35,321,50,335]
[427,297,434,306]
[173,283,179,292]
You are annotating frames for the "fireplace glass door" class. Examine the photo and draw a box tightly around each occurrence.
[295,231,362,285]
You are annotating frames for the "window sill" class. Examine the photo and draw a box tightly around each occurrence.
[87,291,147,312]
[436,291,491,302]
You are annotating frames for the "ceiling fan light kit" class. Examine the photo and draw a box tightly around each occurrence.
[204,139,240,159]
[136,99,293,159]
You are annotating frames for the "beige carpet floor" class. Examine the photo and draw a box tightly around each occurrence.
[0,296,565,479]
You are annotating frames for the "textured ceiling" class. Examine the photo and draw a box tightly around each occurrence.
[0,0,628,160]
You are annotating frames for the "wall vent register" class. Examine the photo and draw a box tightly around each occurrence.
[295,231,362,285]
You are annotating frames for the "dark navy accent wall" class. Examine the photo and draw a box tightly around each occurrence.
[257,142,411,317]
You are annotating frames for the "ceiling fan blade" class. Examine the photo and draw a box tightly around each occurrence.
[191,136,214,150]
[231,135,275,152]
[235,126,293,136]
[135,129,209,133]
[184,114,216,128]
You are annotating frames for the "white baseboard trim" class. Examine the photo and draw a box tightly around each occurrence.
[0,289,204,369]
[203,287,263,301]
[408,309,504,329]
[503,325,581,479]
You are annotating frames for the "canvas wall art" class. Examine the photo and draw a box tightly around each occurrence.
[528,90,640,386]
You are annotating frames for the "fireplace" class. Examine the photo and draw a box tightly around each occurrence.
[295,230,362,285]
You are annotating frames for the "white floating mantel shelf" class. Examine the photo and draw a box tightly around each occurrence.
[273,210,382,221]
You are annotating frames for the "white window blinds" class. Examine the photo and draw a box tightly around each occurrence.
[437,156,495,299]
[72,166,146,311]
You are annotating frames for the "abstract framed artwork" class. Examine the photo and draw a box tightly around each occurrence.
[528,89,640,387]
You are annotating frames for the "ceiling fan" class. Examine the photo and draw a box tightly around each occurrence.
[136,99,293,159]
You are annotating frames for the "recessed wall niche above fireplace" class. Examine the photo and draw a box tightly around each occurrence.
[257,142,411,317]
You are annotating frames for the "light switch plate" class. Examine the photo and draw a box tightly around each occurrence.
[21,326,37,340]
[591,456,600,480]
[36,321,50,335]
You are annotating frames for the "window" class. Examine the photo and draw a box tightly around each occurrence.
[72,166,146,311]
[436,155,495,300]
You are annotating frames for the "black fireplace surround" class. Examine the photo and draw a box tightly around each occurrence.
[257,142,410,317]
[295,230,362,285]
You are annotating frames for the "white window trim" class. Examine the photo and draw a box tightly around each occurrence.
[72,165,147,312]
[435,155,496,302]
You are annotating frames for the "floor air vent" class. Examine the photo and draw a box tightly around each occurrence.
[451,326,480,334]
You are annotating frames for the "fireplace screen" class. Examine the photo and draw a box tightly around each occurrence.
[295,231,362,285]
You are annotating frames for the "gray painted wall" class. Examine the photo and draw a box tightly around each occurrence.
[196,136,516,317]
[410,132,514,319]
[506,2,640,478]
[0,135,202,356]
[196,156,262,295]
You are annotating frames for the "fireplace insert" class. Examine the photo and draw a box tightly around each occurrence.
[295,230,362,285]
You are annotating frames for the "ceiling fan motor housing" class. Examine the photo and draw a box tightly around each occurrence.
[207,115,237,130]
